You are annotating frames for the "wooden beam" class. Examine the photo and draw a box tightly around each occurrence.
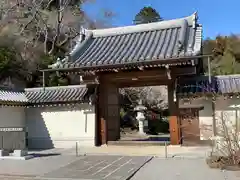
[165,65,171,80]
[173,66,197,75]
[138,66,144,70]
[117,79,171,88]
[101,66,196,82]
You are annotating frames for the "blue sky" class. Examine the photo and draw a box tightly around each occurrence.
[83,0,240,39]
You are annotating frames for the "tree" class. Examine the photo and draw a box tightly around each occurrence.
[133,6,162,25]
[203,35,240,75]
[0,0,114,87]
[0,0,92,56]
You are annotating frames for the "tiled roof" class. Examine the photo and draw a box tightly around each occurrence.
[0,89,27,103]
[0,85,93,105]
[50,13,202,70]
[25,85,90,104]
[177,75,240,96]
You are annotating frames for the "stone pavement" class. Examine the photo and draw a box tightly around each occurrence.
[131,157,240,180]
[40,155,151,180]
[0,153,152,180]
[0,154,81,177]
[0,147,239,180]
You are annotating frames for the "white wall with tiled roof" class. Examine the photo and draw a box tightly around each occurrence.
[25,104,96,149]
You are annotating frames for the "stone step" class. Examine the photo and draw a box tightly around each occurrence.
[107,140,170,146]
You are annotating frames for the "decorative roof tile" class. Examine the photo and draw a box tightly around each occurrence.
[50,13,202,69]
[177,75,240,96]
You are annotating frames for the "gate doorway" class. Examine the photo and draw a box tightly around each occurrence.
[179,108,201,146]
[96,69,187,146]
[117,86,170,145]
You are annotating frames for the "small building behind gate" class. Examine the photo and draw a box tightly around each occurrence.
[177,75,240,146]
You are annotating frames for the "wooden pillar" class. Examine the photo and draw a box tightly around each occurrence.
[97,83,107,145]
[105,83,120,141]
[168,81,180,145]
[98,76,120,145]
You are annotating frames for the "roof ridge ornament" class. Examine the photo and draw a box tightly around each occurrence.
[48,57,63,69]
[192,11,198,29]
[79,26,86,43]
[177,19,188,55]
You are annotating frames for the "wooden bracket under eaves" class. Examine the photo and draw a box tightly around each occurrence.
[165,65,171,79]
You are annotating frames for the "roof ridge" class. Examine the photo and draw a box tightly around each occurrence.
[0,87,24,93]
[24,84,87,92]
[87,12,198,38]
[215,74,240,78]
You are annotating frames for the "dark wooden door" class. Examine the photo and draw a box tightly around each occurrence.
[98,82,120,145]
[106,84,120,141]
[179,108,201,146]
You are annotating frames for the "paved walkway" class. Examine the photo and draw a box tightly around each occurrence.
[41,155,151,180]
[131,158,240,180]
[0,147,239,180]
[0,154,80,177]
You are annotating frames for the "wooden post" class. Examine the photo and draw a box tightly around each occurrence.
[212,98,217,136]
[235,109,239,133]
[75,142,78,157]
[164,141,168,158]
[42,71,46,89]
[168,81,180,145]
[207,56,212,83]
[98,83,107,145]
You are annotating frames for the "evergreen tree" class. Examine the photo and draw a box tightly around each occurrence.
[133,6,162,25]
[203,35,240,75]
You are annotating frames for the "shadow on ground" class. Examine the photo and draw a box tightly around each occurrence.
[29,153,61,158]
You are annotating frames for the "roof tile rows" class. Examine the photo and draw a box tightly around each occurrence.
[0,85,91,105]
[25,85,89,104]
[50,13,202,69]
[177,75,240,96]
[1,74,240,105]
[0,90,28,103]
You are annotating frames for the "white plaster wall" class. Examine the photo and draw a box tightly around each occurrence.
[0,106,25,128]
[215,97,240,139]
[179,99,213,140]
[26,104,96,149]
